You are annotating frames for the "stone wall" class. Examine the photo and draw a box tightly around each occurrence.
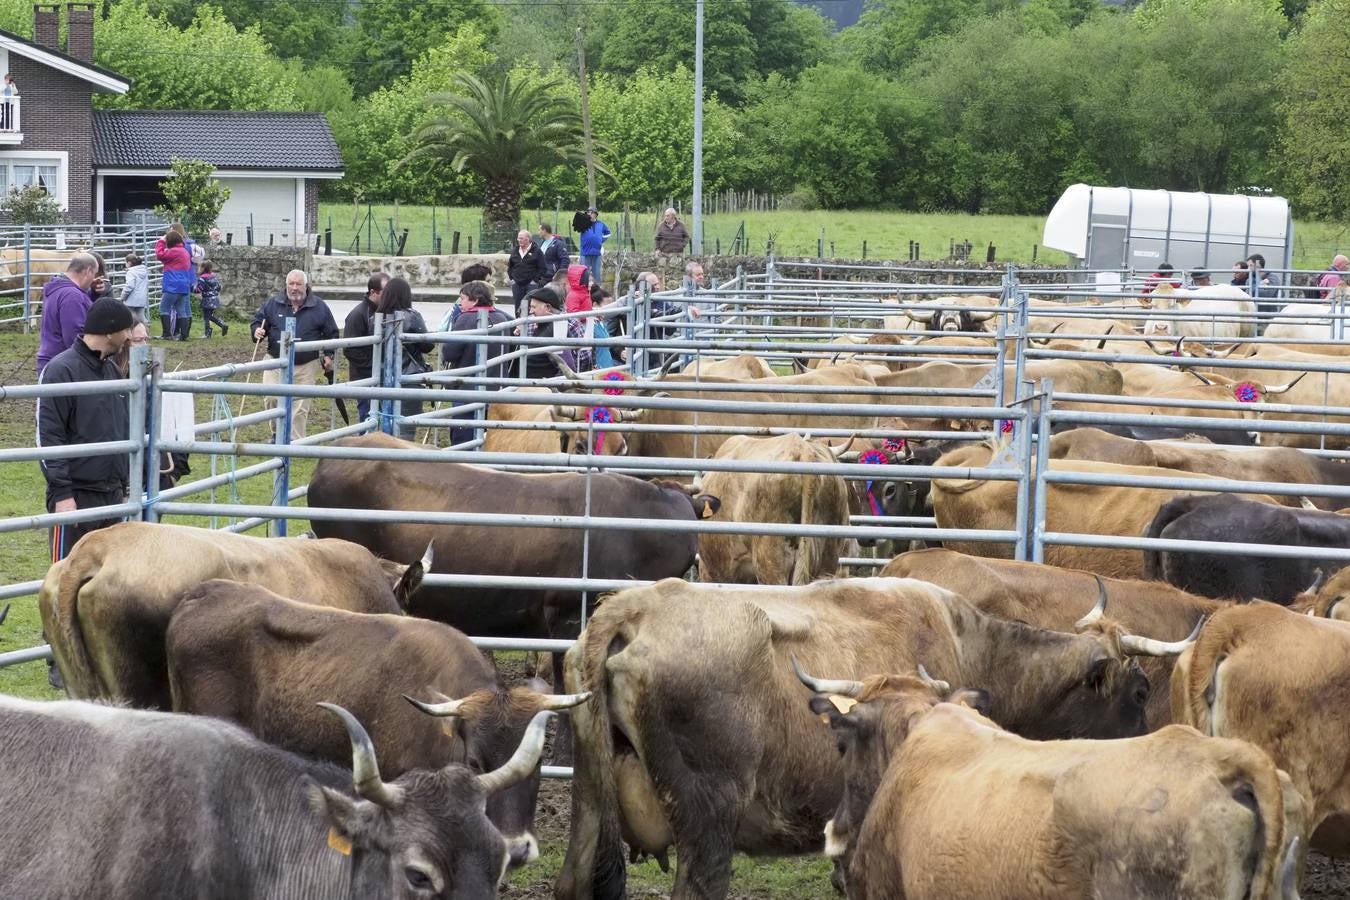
[307,253,511,288]
[207,244,311,310]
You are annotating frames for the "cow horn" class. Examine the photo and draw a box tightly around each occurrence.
[1205,343,1241,359]
[967,308,998,323]
[1262,371,1309,395]
[1187,370,1215,387]
[916,664,950,694]
[1075,576,1109,629]
[827,435,857,459]
[1143,339,1166,355]
[477,709,551,796]
[403,692,472,718]
[1119,616,1205,658]
[1300,496,1318,510]
[790,654,864,698]
[533,690,593,712]
[1304,568,1325,595]
[552,404,580,420]
[902,308,922,322]
[318,702,406,808]
[690,473,705,493]
[547,352,581,381]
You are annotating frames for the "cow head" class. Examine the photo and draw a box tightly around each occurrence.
[904,302,997,334]
[304,702,560,899]
[378,542,434,611]
[549,404,629,456]
[841,441,945,545]
[653,478,721,520]
[1293,566,1350,622]
[403,682,590,870]
[793,658,988,893]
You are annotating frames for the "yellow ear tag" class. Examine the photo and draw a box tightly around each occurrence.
[328,828,352,856]
[441,720,457,739]
[828,695,858,715]
[701,500,716,519]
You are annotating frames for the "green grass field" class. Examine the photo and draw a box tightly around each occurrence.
[319,201,1349,268]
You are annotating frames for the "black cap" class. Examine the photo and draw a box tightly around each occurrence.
[525,286,561,310]
[83,297,134,335]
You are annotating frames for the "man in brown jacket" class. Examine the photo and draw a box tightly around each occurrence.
[654,208,690,253]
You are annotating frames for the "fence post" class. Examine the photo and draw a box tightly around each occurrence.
[142,346,165,523]
[21,223,31,333]
[634,279,652,377]
[270,318,295,538]
[126,344,148,520]
[1032,379,1053,563]
[474,307,488,448]
[368,313,383,425]
[378,312,403,436]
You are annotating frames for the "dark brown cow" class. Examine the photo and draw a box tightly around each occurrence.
[805,669,1304,900]
[881,548,1222,729]
[165,581,588,869]
[556,576,1183,900]
[37,521,423,709]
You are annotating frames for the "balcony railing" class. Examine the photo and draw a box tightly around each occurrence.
[1,96,21,134]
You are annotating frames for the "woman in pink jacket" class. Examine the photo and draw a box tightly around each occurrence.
[154,229,194,340]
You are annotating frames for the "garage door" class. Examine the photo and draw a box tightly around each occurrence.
[215,177,299,245]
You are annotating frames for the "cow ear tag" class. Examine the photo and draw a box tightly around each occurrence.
[701,500,716,518]
[828,695,857,715]
[328,828,352,856]
[442,720,457,739]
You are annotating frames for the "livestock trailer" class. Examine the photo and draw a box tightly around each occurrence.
[1042,184,1293,284]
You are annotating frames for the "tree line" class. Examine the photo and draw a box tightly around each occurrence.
[0,0,1342,220]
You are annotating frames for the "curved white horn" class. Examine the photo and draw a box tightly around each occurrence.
[477,710,551,795]
[547,352,581,381]
[967,308,998,323]
[1300,496,1318,511]
[534,691,593,712]
[318,702,405,808]
[1075,576,1109,629]
[1263,371,1309,395]
[790,654,864,697]
[828,435,858,459]
[1304,568,1325,595]
[916,664,950,694]
[1120,616,1205,658]
[403,692,472,718]
[551,404,580,420]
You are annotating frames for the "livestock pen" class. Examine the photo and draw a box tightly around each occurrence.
[5,258,1350,896]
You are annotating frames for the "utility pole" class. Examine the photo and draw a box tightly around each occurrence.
[691,0,704,254]
[575,27,597,210]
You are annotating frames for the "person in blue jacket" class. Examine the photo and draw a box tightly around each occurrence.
[578,206,611,286]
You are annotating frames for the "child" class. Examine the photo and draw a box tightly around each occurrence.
[119,253,148,323]
[196,259,227,338]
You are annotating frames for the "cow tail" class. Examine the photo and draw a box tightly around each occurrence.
[1241,752,1292,900]
[791,474,822,586]
[42,555,101,698]
[557,609,632,900]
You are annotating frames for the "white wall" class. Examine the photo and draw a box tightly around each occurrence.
[215,177,301,245]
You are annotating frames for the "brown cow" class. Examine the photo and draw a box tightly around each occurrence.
[1051,427,1350,508]
[809,670,1304,900]
[881,547,1222,729]
[697,434,852,585]
[37,521,425,709]
[483,387,628,456]
[0,246,79,299]
[556,576,1181,900]
[679,354,776,379]
[1172,601,1350,859]
[930,441,1278,578]
[1292,566,1350,620]
[165,580,588,869]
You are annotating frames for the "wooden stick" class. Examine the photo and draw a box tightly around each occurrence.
[237,334,264,418]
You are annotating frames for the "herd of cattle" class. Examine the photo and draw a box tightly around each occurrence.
[9,285,1350,898]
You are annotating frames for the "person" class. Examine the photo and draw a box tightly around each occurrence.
[250,269,339,440]
[524,287,584,379]
[1318,255,1348,298]
[1142,263,1180,294]
[344,272,389,421]
[88,252,114,302]
[37,296,134,560]
[196,260,227,338]
[443,280,511,446]
[507,229,546,318]
[36,252,101,375]
[375,277,434,442]
[578,206,611,284]
[1246,253,1282,333]
[444,263,493,329]
[2,74,16,131]
[119,252,148,324]
[539,223,570,282]
[655,208,689,254]
[590,284,618,370]
[1188,270,1212,288]
[155,229,194,341]
[1230,260,1250,289]
[564,264,597,372]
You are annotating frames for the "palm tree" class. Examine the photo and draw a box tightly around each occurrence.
[403,72,599,243]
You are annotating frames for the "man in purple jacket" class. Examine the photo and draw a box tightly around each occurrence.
[35,252,103,375]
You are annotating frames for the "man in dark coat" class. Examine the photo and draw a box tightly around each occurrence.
[655,207,690,253]
[539,223,570,281]
[250,269,339,439]
[343,272,389,421]
[507,229,546,318]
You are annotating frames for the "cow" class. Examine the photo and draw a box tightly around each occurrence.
[1292,566,1350,621]
[901,295,999,333]
[805,668,1305,900]
[1143,493,1350,603]
[483,387,629,456]
[1263,285,1350,344]
[37,521,426,709]
[679,354,777,379]
[1051,427,1350,508]
[1172,600,1350,859]
[930,441,1278,579]
[0,245,79,300]
[555,576,1185,900]
[0,694,553,899]
[165,580,591,868]
[881,547,1223,729]
[697,434,853,585]
[1143,283,1258,341]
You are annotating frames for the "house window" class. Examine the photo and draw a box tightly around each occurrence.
[0,157,64,206]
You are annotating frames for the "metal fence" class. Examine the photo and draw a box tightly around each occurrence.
[6,260,1350,747]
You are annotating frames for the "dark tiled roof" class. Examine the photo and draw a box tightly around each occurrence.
[93,110,344,173]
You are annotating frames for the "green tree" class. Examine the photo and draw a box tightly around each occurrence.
[143,0,351,65]
[350,0,499,95]
[155,158,231,230]
[95,3,300,110]
[403,71,596,234]
[1275,0,1350,217]
[0,184,65,224]
[842,0,1020,73]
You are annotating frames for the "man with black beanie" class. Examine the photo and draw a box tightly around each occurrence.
[37,296,134,559]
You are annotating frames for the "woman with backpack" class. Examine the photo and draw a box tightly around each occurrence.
[377,277,434,441]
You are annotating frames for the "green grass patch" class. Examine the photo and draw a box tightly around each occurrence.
[319,202,1348,269]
